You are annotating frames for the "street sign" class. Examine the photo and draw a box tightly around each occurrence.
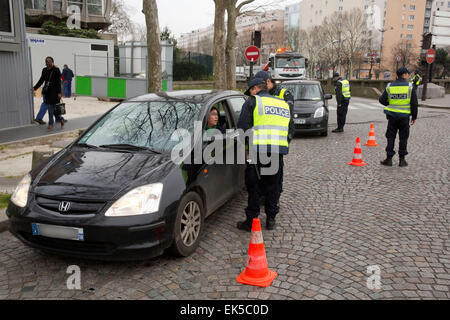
[426,48,436,64]
[245,46,260,62]
[396,55,402,63]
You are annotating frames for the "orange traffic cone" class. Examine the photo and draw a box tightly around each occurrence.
[365,124,379,147]
[236,218,277,287]
[348,137,367,167]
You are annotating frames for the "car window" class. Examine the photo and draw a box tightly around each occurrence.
[207,101,232,130]
[228,97,246,119]
[79,101,202,153]
[282,84,322,101]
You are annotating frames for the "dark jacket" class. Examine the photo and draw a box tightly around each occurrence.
[334,77,350,105]
[379,79,418,121]
[62,68,74,82]
[34,66,62,105]
[237,90,295,155]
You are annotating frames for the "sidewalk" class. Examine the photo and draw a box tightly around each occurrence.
[418,94,450,109]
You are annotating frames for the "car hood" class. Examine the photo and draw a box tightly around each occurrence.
[293,100,324,113]
[33,148,173,201]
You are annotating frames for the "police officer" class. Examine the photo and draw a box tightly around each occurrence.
[236,78,294,231]
[332,73,351,133]
[253,71,295,197]
[379,67,418,167]
[411,70,422,91]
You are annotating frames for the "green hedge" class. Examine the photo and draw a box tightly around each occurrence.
[173,62,209,81]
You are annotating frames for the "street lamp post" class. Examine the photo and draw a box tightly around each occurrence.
[309,39,340,79]
[377,26,394,79]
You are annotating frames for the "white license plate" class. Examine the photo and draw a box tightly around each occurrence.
[32,223,84,241]
[294,119,307,124]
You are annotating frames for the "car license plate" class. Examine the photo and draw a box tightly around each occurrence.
[32,223,84,241]
[294,119,306,124]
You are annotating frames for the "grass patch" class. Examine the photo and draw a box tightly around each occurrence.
[0,193,12,209]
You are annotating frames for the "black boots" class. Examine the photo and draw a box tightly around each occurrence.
[399,157,408,167]
[266,218,276,230]
[381,157,408,167]
[332,128,344,133]
[380,157,393,166]
[237,219,252,232]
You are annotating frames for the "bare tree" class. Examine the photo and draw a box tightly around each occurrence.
[390,40,420,72]
[143,0,162,93]
[213,0,227,89]
[103,0,134,43]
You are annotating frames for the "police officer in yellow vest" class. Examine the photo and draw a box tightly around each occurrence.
[379,67,418,167]
[237,78,294,231]
[332,73,351,133]
[411,70,422,91]
[253,71,294,197]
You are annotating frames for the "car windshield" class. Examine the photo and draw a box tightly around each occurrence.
[282,84,322,101]
[276,57,305,68]
[77,101,202,153]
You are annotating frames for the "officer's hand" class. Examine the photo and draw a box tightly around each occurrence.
[411,120,416,126]
[338,104,342,108]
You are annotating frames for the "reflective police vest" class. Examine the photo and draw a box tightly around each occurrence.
[275,88,286,100]
[338,79,351,98]
[384,83,412,115]
[253,95,291,154]
[412,74,422,86]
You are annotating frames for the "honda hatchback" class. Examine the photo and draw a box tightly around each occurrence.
[7,90,247,260]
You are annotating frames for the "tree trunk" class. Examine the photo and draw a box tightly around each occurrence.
[143,0,162,93]
[213,0,226,89]
[225,2,238,90]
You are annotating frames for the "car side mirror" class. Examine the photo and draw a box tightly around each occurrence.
[324,94,332,100]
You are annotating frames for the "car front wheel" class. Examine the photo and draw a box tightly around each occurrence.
[169,192,205,257]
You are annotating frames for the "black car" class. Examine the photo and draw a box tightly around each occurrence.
[280,80,332,136]
[7,90,248,260]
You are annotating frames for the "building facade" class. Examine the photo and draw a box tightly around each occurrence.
[24,0,112,30]
[0,0,34,130]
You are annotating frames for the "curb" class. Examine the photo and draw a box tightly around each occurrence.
[0,128,83,147]
[419,104,450,110]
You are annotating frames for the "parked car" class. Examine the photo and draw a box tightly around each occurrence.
[7,90,247,261]
[280,80,332,136]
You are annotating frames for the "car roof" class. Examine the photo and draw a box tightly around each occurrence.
[281,80,322,85]
[126,90,244,104]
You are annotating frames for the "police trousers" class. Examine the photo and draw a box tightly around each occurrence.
[337,99,350,129]
[245,154,283,220]
[385,115,410,157]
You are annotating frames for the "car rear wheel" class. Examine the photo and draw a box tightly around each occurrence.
[320,130,328,137]
[169,192,205,257]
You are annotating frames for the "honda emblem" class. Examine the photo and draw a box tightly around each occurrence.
[59,201,71,212]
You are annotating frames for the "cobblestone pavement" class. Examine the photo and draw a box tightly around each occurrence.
[0,106,449,300]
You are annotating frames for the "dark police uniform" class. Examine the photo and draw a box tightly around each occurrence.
[334,77,351,131]
[237,90,295,230]
[379,79,418,162]
[412,73,422,91]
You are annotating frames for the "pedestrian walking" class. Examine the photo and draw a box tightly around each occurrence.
[62,64,75,98]
[411,70,422,91]
[236,78,294,231]
[379,67,418,167]
[332,72,351,133]
[31,57,64,131]
[253,71,294,197]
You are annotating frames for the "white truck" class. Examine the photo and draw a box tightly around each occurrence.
[263,49,308,83]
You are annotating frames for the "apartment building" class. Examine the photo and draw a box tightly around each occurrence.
[381,0,430,78]
[24,0,111,30]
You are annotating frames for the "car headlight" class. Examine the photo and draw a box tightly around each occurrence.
[105,183,163,217]
[11,174,32,208]
[314,107,325,118]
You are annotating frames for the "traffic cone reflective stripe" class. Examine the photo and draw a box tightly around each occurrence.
[236,218,277,287]
[365,124,379,147]
[348,137,367,166]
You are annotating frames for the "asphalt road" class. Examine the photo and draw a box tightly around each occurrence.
[0,98,449,300]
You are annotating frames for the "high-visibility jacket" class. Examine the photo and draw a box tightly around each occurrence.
[338,79,351,98]
[412,74,422,86]
[275,88,287,100]
[253,95,291,154]
[384,82,413,115]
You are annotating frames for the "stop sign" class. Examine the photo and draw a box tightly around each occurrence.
[426,48,435,64]
[396,55,402,63]
[245,46,260,62]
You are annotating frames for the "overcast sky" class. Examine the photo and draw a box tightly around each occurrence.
[126,0,302,37]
